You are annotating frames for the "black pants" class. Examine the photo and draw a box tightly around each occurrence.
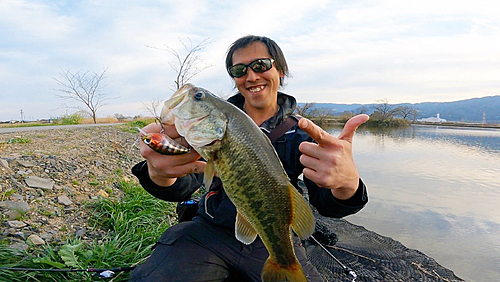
[130,219,323,282]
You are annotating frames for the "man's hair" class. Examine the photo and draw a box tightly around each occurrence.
[225,35,289,86]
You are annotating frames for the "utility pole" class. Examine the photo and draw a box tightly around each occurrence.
[20,109,24,123]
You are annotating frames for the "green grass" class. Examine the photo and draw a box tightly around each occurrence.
[119,119,156,133]
[6,137,32,144]
[0,180,177,281]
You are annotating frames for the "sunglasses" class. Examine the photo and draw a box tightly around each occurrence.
[228,58,275,78]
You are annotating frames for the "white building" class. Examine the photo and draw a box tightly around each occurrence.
[417,113,447,123]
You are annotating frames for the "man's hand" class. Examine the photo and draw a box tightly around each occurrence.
[298,114,369,200]
[139,122,206,187]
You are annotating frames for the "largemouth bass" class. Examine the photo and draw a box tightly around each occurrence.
[161,84,315,282]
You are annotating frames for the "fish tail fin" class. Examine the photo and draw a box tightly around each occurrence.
[261,257,307,282]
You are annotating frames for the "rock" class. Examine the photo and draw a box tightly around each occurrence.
[13,231,26,240]
[9,193,23,201]
[18,160,35,168]
[96,189,109,197]
[10,242,29,251]
[6,220,27,228]
[6,210,22,220]
[25,176,54,190]
[74,194,89,204]
[27,234,45,245]
[57,195,73,206]
[75,228,86,237]
[0,159,9,169]
[0,200,30,213]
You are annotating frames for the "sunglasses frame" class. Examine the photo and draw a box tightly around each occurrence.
[228,58,275,78]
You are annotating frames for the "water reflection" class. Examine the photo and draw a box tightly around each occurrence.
[325,124,500,282]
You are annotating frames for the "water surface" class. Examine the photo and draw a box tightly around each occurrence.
[326,124,500,282]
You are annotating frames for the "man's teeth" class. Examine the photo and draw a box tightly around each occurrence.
[249,85,265,93]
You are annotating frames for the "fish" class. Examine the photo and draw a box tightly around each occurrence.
[161,84,315,282]
[136,127,190,155]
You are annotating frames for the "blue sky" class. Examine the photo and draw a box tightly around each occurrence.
[1,0,499,121]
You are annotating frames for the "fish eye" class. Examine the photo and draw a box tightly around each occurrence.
[194,92,205,100]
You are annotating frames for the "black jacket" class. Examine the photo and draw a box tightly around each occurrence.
[132,92,368,230]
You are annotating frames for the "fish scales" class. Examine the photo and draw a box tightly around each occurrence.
[162,84,315,282]
[215,114,297,266]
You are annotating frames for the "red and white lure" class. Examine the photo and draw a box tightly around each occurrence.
[136,127,190,155]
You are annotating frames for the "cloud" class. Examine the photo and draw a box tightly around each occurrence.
[1,0,500,120]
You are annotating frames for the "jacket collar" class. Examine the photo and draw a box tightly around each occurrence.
[227,92,297,131]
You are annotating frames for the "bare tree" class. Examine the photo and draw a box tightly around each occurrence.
[394,106,419,121]
[148,38,214,90]
[354,105,370,115]
[53,68,113,124]
[295,102,316,116]
[142,98,164,120]
[371,98,398,121]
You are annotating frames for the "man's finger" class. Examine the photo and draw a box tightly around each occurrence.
[298,118,329,145]
[338,114,369,143]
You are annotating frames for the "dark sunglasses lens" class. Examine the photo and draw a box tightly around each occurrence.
[250,59,272,73]
[229,65,246,78]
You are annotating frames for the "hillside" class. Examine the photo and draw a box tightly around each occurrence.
[303,95,500,123]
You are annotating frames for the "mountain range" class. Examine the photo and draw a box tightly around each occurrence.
[303,95,500,124]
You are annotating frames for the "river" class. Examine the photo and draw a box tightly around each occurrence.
[326,124,500,282]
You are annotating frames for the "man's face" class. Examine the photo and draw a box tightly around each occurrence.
[231,42,283,111]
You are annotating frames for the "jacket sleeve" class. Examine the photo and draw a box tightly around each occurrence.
[305,177,368,218]
[131,160,201,202]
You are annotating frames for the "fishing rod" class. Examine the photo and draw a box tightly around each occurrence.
[310,235,357,282]
[0,266,135,278]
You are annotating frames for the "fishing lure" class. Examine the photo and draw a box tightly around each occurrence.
[136,127,190,155]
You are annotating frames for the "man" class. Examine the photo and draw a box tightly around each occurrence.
[130,35,369,282]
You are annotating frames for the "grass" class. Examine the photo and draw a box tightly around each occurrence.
[6,137,32,144]
[0,179,177,282]
[118,118,156,134]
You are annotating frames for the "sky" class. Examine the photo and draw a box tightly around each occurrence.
[1,0,500,121]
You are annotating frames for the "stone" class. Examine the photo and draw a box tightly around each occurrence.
[18,160,35,168]
[74,194,89,204]
[13,231,26,240]
[6,220,27,228]
[6,210,22,220]
[57,195,73,206]
[25,176,54,190]
[0,200,30,213]
[10,242,29,251]
[27,234,45,245]
[10,193,23,201]
[0,159,9,169]
[75,228,86,237]
[96,189,109,197]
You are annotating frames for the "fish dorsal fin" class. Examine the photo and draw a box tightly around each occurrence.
[290,184,315,239]
[203,158,215,189]
[235,210,258,245]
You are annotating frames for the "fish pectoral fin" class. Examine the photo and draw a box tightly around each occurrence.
[235,211,258,245]
[203,158,215,189]
[290,184,315,239]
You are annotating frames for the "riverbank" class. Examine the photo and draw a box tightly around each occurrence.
[0,124,464,281]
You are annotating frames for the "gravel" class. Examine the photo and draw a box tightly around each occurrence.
[0,125,143,247]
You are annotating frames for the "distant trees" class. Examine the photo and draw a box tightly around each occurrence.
[148,37,213,90]
[143,38,213,120]
[369,99,418,125]
[393,106,419,121]
[53,68,114,124]
[295,102,315,116]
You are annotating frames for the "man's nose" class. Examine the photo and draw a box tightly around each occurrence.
[245,68,260,81]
